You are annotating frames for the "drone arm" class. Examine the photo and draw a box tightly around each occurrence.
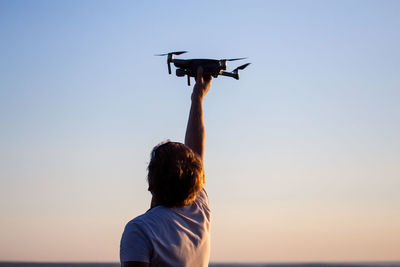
[220,71,239,80]
[167,54,173,74]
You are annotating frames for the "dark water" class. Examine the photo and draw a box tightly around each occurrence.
[1,263,400,267]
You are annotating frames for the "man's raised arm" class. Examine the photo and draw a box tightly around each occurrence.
[184,67,212,162]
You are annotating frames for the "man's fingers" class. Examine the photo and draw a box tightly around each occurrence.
[204,73,211,82]
[196,66,204,83]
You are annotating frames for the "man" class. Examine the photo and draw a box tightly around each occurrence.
[120,67,212,267]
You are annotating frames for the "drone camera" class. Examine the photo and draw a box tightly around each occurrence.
[176,69,186,77]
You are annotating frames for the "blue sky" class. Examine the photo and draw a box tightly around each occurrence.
[1,0,399,262]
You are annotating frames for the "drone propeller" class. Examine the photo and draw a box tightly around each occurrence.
[222,57,247,61]
[155,51,187,56]
[155,51,187,74]
[233,63,251,72]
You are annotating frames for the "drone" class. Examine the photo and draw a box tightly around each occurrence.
[155,51,250,86]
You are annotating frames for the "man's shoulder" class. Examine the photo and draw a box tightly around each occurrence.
[125,207,168,229]
[125,188,210,231]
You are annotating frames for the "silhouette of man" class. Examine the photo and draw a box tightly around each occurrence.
[120,67,212,267]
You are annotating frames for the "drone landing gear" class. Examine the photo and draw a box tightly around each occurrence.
[187,75,191,86]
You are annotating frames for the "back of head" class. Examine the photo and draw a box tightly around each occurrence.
[147,141,204,208]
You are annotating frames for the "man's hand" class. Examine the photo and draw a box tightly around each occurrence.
[185,67,212,163]
[192,67,212,101]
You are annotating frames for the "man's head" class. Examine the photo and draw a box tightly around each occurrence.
[147,141,204,208]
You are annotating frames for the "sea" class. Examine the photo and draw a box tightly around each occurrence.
[0,262,400,267]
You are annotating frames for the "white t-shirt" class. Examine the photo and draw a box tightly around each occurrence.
[120,188,211,267]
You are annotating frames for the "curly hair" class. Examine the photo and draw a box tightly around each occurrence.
[147,141,204,208]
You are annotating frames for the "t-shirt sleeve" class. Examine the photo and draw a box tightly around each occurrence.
[120,221,152,263]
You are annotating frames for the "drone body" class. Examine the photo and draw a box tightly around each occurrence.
[156,51,250,85]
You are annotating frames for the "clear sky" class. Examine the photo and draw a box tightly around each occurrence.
[1,0,399,263]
